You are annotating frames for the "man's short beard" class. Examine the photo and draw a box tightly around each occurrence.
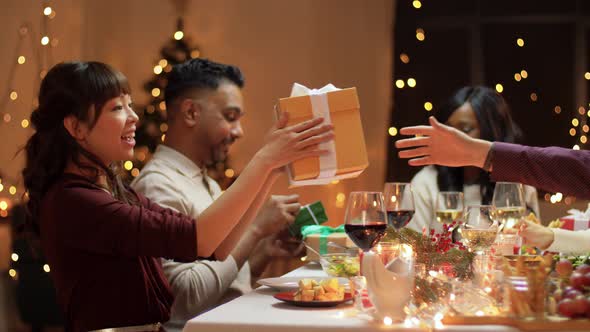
[209,149,227,166]
[207,137,235,166]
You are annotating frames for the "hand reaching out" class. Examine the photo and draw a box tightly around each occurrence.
[395,116,492,168]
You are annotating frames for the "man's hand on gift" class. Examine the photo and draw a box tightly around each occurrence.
[255,112,334,170]
[229,195,301,272]
[251,195,301,238]
[249,229,305,278]
[262,230,306,258]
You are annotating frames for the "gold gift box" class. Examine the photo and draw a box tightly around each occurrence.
[278,87,369,182]
[304,233,356,261]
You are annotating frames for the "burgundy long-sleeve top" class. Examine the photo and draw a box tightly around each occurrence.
[491,142,590,199]
[39,174,198,332]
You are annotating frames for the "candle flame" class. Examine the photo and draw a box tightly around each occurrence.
[399,243,413,259]
[383,316,393,326]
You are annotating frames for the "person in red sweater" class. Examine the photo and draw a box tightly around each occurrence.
[21,61,333,331]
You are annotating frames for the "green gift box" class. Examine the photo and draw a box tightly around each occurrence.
[289,201,328,238]
[302,224,356,261]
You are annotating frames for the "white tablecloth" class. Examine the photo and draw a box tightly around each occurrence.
[183,263,519,332]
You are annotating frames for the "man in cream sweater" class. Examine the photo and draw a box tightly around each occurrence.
[132,58,303,331]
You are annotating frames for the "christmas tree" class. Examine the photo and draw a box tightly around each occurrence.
[129,18,236,189]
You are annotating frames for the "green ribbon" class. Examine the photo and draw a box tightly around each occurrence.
[301,224,345,255]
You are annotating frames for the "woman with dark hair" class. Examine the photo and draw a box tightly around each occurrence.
[409,86,539,234]
[22,61,332,331]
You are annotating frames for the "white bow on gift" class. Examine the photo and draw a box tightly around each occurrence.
[290,82,340,97]
[566,203,590,221]
[361,250,414,322]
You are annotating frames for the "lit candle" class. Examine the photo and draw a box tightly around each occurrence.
[399,244,413,260]
[383,316,393,326]
[434,312,445,329]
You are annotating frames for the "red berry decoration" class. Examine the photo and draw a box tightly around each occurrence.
[576,264,590,275]
[556,259,574,278]
[571,295,590,317]
[571,272,586,291]
[563,288,583,300]
[558,298,577,318]
[554,259,590,319]
[581,272,590,289]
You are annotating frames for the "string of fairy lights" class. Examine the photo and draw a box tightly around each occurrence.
[1,1,57,222]
[389,0,588,206]
[3,1,58,280]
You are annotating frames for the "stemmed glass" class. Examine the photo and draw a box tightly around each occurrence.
[344,191,387,252]
[492,182,526,232]
[435,191,464,226]
[383,182,415,230]
[460,205,499,255]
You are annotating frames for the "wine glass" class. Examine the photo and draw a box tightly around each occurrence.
[344,191,387,252]
[492,182,526,232]
[460,205,499,254]
[435,191,464,226]
[383,182,415,230]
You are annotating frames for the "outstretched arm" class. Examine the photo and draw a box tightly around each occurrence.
[396,116,590,199]
[490,142,590,199]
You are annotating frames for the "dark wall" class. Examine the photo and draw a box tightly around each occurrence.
[389,0,587,183]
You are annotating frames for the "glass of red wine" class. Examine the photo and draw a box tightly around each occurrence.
[383,182,415,230]
[344,191,387,252]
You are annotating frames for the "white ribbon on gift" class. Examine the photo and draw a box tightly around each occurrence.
[563,203,590,230]
[566,203,590,220]
[291,83,338,179]
[287,83,365,187]
[303,205,320,225]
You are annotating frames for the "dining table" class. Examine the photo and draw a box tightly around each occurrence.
[182,262,520,332]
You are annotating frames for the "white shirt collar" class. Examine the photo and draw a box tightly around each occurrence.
[153,144,204,179]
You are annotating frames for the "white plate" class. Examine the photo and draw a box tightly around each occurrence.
[257,276,349,292]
